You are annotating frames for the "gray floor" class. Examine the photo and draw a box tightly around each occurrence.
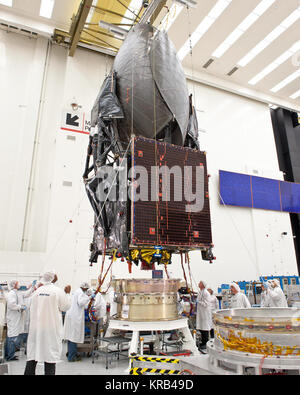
[5,341,131,375]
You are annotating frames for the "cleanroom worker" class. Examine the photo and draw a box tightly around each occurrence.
[24,271,71,375]
[230,283,251,308]
[207,286,219,339]
[19,281,38,350]
[267,279,288,307]
[93,291,107,322]
[63,282,91,362]
[196,281,211,350]
[107,285,118,317]
[260,282,272,307]
[5,280,26,361]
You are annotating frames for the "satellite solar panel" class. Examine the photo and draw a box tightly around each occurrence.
[219,170,252,208]
[280,181,300,214]
[131,137,212,249]
[219,170,300,214]
[251,176,281,211]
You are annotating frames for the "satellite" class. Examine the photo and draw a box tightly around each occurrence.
[83,22,213,271]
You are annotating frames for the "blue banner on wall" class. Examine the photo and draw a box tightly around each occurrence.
[219,170,300,214]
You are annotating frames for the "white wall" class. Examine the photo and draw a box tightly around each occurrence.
[0,31,48,252]
[0,33,113,288]
[0,32,298,292]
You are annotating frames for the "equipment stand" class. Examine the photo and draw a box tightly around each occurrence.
[105,318,199,356]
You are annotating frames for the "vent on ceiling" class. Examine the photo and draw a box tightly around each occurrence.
[203,58,214,69]
[0,23,38,38]
[227,67,239,76]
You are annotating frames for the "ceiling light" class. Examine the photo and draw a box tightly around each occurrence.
[99,21,127,39]
[290,89,300,99]
[160,3,183,31]
[0,0,12,6]
[39,0,55,19]
[254,0,276,15]
[270,69,300,93]
[238,7,300,67]
[212,0,275,58]
[248,41,300,85]
[209,0,231,18]
[178,0,232,61]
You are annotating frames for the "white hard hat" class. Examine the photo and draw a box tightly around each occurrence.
[80,282,90,289]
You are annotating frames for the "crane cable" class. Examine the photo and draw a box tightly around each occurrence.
[180,251,189,290]
[87,239,115,319]
[99,238,107,285]
[164,263,170,279]
[185,252,194,294]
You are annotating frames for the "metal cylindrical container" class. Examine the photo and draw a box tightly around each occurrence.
[112,279,181,321]
[116,293,179,321]
[112,278,181,294]
[213,308,300,356]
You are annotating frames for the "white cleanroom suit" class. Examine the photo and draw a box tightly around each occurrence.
[5,287,23,338]
[5,281,26,361]
[230,283,251,309]
[26,279,71,363]
[267,280,288,307]
[63,287,90,344]
[93,292,107,320]
[19,286,36,336]
[196,281,212,350]
[207,289,219,330]
[209,292,219,312]
[260,282,272,307]
[196,286,211,331]
[107,286,118,317]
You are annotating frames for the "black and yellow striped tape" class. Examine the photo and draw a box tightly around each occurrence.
[130,367,181,375]
[131,356,180,364]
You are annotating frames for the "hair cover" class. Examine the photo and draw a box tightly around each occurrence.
[230,282,241,292]
[42,271,56,284]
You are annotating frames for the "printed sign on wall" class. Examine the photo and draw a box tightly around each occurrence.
[61,109,91,135]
